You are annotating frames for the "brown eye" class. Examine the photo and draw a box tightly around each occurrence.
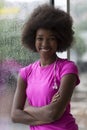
[36,37,43,41]
[49,37,56,41]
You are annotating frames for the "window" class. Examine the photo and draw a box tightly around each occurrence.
[70,1,87,130]
[0,0,49,129]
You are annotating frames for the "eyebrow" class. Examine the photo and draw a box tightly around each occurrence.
[36,34,56,37]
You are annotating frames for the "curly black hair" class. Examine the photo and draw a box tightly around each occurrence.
[21,4,74,52]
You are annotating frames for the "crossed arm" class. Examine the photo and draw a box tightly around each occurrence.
[11,73,77,126]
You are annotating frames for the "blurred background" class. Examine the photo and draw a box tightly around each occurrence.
[0,0,87,130]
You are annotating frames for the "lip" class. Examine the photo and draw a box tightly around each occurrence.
[39,47,50,52]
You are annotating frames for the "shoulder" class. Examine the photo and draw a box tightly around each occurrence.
[20,60,39,71]
[57,57,77,70]
[19,60,39,81]
[56,57,80,85]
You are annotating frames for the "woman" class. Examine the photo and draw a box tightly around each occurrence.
[11,4,80,130]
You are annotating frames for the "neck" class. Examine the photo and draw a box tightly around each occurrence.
[40,54,57,67]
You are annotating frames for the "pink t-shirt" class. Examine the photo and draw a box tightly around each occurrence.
[19,58,80,130]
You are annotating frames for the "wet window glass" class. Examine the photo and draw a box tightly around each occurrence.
[70,0,87,130]
[54,0,67,58]
[0,0,49,129]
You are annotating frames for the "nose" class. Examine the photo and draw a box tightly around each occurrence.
[42,39,49,46]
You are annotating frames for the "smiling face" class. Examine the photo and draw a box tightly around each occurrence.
[35,28,58,59]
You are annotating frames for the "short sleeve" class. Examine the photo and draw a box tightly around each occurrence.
[19,64,32,81]
[60,61,80,85]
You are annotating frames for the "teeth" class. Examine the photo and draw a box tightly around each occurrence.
[40,48,50,52]
[42,49,49,52]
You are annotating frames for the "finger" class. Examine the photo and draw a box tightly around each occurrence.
[51,99,57,103]
[53,93,60,98]
[52,95,60,102]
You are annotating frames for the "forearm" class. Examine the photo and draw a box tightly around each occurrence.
[11,108,47,125]
[11,101,64,126]
[24,105,53,125]
[11,104,53,126]
[24,93,65,125]
[11,109,35,125]
[24,101,66,125]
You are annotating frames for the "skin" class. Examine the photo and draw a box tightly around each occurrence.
[11,28,77,126]
[35,28,58,66]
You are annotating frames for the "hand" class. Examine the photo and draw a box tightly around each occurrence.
[51,92,60,103]
[24,107,30,113]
